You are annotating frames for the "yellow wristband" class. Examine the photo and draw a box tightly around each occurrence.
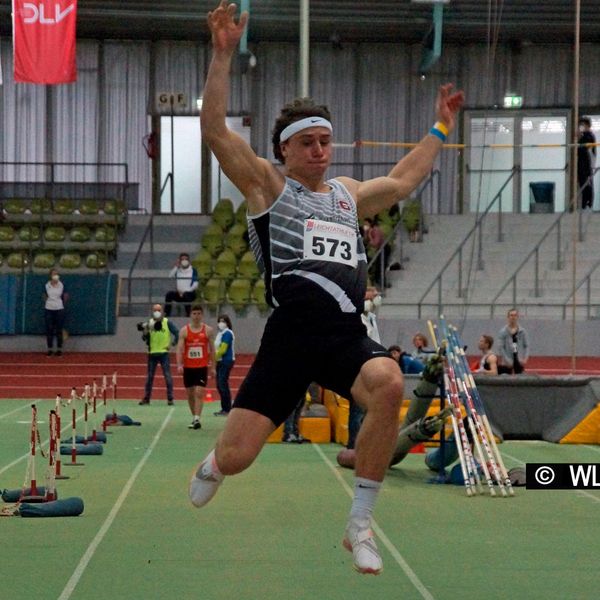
[434,121,449,137]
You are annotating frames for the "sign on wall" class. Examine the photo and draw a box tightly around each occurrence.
[12,0,78,84]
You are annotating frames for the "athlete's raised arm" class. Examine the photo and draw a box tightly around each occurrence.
[201,2,283,213]
[339,83,464,218]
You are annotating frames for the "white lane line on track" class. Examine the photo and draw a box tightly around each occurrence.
[0,403,31,420]
[313,444,435,600]
[57,408,174,600]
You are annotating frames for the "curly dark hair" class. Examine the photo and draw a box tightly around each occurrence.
[271,98,332,163]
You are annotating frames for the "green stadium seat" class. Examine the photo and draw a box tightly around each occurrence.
[30,198,52,214]
[228,222,247,238]
[251,278,269,314]
[103,199,126,215]
[192,249,213,282]
[94,226,116,242]
[201,277,227,312]
[224,225,248,257]
[237,250,260,281]
[59,253,82,269]
[86,252,107,269]
[213,249,237,281]
[235,200,248,225]
[0,225,15,241]
[44,226,66,242]
[79,200,99,215]
[201,223,225,257]
[4,199,27,214]
[18,225,41,242]
[54,199,75,214]
[227,278,252,314]
[69,226,92,242]
[33,252,56,269]
[7,252,29,269]
[212,198,234,231]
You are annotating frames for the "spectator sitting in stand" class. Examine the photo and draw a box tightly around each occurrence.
[473,334,498,375]
[363,217,390,288]
[411,332,435,363]
[165,253,199,317]
[388,345,424,375]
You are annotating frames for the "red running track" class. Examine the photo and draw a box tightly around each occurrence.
[0,352,254,402]
[0,353,599,401]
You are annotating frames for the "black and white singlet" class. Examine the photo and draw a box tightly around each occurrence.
[247,177,368,315]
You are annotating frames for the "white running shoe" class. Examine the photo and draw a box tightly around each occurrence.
[343,518,383,575]
[188,457,224,508]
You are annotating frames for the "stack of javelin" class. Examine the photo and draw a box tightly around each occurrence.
[430,316,514,498]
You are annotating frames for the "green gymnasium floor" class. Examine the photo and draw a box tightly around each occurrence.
[1,399,599,600]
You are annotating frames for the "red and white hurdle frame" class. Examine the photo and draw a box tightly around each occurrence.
[90,380,99,442]
[54,394,69,480]
[26,404,40,497]
[46,410,58,501]
[64,402,84,467]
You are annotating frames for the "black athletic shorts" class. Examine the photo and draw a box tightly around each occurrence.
[233,307,391,426]
[183,367,207,389]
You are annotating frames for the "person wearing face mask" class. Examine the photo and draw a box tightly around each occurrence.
[44,268,68,356]
[577,117,596,210]
[139,303,179,406]
[165,252,199,317]
[213,314,235,416]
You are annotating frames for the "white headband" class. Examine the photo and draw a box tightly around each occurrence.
[279,117,333,143]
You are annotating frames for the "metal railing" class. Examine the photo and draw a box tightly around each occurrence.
[488,166,600,318]
[561,257,600,320]
[416,166,519,318]
[489,214,564,317]
[125,173,174,314]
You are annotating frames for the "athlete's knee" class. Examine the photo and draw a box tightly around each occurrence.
[215,440,257,475]
[376,372,403,412]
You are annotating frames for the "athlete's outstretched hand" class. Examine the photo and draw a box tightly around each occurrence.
[208,1,249,53]
[435,83,465,133]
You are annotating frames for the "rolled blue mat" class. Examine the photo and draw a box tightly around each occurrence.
[60,443,103,455]
[62,433,107,444]
[105,414,141,426]
[2,487,52,503]
[18,497,84,517]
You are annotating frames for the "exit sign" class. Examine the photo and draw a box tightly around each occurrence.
[504,94,523,108]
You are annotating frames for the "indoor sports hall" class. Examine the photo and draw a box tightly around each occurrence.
[2,2,600,599]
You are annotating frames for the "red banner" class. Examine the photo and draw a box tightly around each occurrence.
[12,0,77,84]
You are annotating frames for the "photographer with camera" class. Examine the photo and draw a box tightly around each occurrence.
[138,303,179,406]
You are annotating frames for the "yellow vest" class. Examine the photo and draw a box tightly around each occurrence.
[149,318,171,354]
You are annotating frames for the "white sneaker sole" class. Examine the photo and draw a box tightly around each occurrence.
[342,536,383,575]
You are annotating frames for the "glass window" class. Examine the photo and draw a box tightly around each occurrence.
[521,116,567,212]
[468,117,514,213]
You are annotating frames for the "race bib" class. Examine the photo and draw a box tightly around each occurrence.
[303,219,357,268]
[188,346,203,359]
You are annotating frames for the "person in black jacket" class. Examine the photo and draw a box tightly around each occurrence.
[578,116,596,210]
